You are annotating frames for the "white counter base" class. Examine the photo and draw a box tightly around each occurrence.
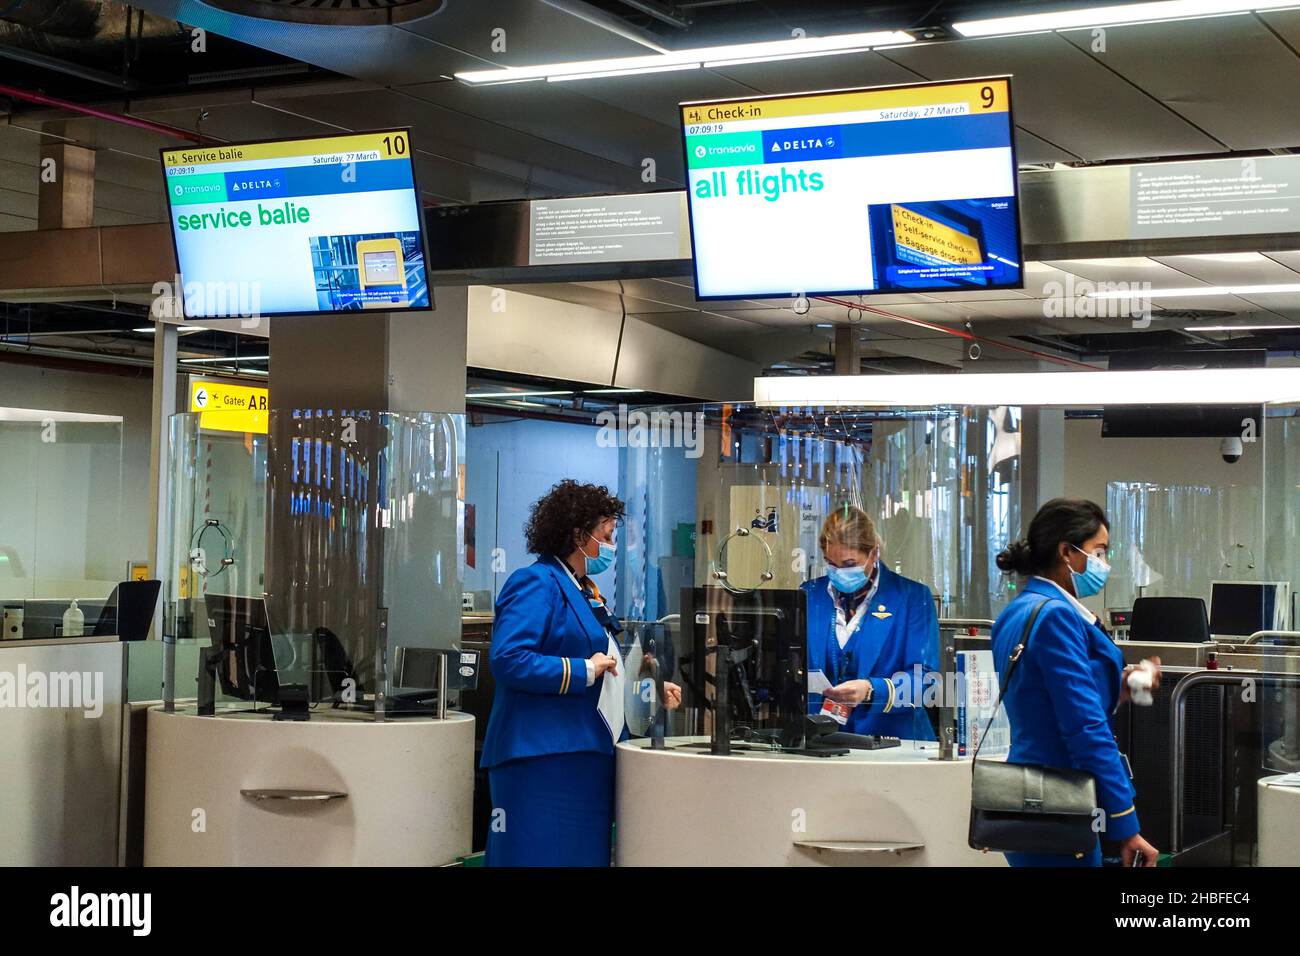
[144,708,474,866]
[616,736,1004,867]
[1257,775,1300,866]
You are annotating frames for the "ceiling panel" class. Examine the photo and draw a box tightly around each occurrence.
[1058,16,1300,151]
[703,50,920,96]
[880,33,1224,160]
[560,70,759,128]
[1013,127,1080,165]
[395,0,651,69]
[1153,252,1300,286]
[400,80,682,182]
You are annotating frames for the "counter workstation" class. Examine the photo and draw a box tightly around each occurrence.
[616,736,1000,866]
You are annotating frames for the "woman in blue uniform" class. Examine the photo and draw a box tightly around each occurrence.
[481,479,681,867]
[802,506,938,740]
[992,497,1160,867]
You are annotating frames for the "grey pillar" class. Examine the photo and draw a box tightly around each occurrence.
[833,326,861,376]
[269,287,468,412]
[1020,407,1065,517]
[265,288,470,714]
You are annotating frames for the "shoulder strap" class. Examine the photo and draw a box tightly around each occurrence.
[971,597,1051,767]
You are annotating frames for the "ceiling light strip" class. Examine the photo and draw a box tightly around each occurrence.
[455,31,913,85]
[754,368,1300,407]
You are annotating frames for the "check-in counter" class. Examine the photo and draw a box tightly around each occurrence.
[615,736,1001,866]
[1257,774,1300,866]
[143,707,475,866]
[0,635,127,865]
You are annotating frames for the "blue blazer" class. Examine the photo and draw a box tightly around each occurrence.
[802,566,939,740]
[990,578,1141,841]
[481,556,628,770]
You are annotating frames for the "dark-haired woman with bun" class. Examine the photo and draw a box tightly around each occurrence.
[481,479,681,867]
[991,497,1161,867]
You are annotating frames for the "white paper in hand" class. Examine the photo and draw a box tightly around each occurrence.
[597,635,626,744]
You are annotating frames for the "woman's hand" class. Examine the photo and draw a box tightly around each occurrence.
[662,681,682,710]
[1121,833,1159,867]
[590,652,619,679]
[1120,655,1162,704]
[824,679,871,706]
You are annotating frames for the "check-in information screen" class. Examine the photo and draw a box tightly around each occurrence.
[680,79,1022,298]
[162,131,430,318]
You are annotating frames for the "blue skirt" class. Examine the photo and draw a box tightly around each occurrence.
[1005,843,1102,867]
[486,751,614,867]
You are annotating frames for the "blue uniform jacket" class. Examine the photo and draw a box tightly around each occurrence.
[481,556,628,770]
[990,578,1141,842]
[802,566,939,740]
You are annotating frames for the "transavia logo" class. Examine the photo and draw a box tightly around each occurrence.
[698,142,758,158]
[50,886,151,936]
[596,405,704,459]
[0,666,104,718]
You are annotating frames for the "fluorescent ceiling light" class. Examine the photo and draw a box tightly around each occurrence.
[754,368,1300,407]
[467,390,573,399]
[1089,282,1300,298]
[1188,324,1295,332]
[702,47,870,68]
[585,388,646,394]
[954,1,1300,37]
[455,31,913,84]
[180,355,270,364]
[134,325,209,333]
[549,63,700,82]
[0,407,123,423]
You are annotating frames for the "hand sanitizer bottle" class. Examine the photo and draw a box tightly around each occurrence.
[62,600,84,638]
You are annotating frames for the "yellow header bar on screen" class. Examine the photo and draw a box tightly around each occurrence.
[163,131,411,168]
[681,79,1009,124]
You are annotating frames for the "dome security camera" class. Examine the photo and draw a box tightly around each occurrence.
[1220,436,1243,464]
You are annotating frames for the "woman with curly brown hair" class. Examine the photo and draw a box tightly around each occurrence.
[480,479,681,866]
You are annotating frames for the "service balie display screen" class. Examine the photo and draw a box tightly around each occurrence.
[680,78,1023,299]
[161,130,430,318]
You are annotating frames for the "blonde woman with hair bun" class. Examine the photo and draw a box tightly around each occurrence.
[801,504,939,741]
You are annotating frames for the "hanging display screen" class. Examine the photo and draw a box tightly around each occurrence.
[161,129,431,318]
[679,77,1023,299]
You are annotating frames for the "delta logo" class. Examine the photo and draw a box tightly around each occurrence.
[769,136,835,154]
[229,177,283,193]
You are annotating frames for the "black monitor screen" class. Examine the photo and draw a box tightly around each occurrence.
[1210,582,1282,637]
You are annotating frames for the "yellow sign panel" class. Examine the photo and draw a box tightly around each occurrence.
[681,78,1010,125]
[162,130,411,168]
[190,380,269,434]
[891,205,982,266]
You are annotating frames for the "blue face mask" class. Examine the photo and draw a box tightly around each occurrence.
[827,563,869,594]
[1069,545,1110,598]
[584,533,616,576]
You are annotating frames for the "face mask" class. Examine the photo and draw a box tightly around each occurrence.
[1069,544,1109,598]
[827,563,869,594]
[583,533,616,576]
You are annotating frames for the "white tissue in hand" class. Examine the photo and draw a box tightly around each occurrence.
[1128,659,1155,706]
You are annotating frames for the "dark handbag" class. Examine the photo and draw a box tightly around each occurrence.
[967,598,1100,855]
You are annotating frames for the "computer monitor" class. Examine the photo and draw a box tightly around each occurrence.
[1209,581,1290,638]
[204,594,278,703]
[92,580,161,641]
[684,586,808,750]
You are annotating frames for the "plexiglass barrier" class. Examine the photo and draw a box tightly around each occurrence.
[162,409,465,719]
[581,402,1021,750]
[0,410,126,618]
